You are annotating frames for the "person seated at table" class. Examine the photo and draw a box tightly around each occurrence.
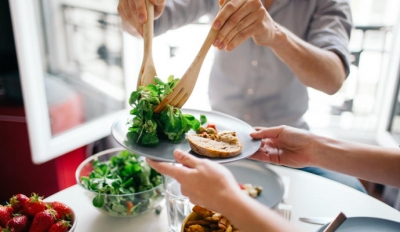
[146,126,400,232]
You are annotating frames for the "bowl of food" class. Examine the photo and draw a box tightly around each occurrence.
[44,201,77,232]
[181,205,238,232]
[2,193,76,231]
[75,147,164,217]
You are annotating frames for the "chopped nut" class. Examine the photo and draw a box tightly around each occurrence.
[193,205,213,217]
[218,217,228,229]
[211,213,222,221]
[186,224,206,232]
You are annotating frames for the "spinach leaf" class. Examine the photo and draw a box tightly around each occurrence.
[80,150,163,214]
[128,75,207,146]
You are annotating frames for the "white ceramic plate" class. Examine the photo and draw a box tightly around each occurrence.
[224,159,284,208]
[317,217,400,232]
[111,109,261,163]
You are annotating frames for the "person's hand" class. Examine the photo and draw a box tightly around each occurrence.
[249,126,317,168]
[212,0,281,51]
[146,149,243,211]
[117,0,166,36]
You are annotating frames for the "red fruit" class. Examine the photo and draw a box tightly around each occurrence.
[22,194,46,218]
[29,209,58,232]
[0,205,13,227]
[6,215,30,232]
[47,220,71,232]
[10,194,29,213]
[50,202,72,220]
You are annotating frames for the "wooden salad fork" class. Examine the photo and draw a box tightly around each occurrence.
[137,0,156,88]
[153,0,231,113]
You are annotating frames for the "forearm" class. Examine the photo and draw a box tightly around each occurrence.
[270,25,346,95]
[313,135,400,187]
[217,191,298,232]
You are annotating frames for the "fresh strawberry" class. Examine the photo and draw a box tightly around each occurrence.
[10,194,29,213]
[29,209,58,232]
[50,202,72,220]
[6,214,30,232]
[0,205,13,227]
[22,194,45,218]
[47,220,71,232]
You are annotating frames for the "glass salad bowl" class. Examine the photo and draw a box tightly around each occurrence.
[75,147,164,217]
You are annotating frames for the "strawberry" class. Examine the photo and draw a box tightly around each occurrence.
[29,209,58,232]
[50,202,72,220]
[6,214,30,232]
[22,194,45,218]
[47,220,71,232]
[10,194,29,213]
[0,205,13,227]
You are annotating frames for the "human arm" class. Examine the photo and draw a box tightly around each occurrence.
[249,126,400,188]
[146,150,299,232]
[212,0,352,94]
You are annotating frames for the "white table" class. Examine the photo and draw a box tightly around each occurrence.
[45,165,400,232]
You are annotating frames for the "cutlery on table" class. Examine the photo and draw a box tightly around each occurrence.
[137,0,156,88]
[299,217,335,225]
[153,0,231,113]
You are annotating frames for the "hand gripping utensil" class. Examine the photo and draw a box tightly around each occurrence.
[153,0,231,113]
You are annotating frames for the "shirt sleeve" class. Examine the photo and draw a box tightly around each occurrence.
[154,0,219,36]
[306,0,353,77]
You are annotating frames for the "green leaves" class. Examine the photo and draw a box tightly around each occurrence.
[80,150,163,211]
[128,75,206,146]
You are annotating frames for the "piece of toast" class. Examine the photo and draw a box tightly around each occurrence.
[187,132,242,158]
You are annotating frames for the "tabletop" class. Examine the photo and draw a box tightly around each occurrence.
[45,164,400,232]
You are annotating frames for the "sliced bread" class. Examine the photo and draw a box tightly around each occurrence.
[187,133,242,158]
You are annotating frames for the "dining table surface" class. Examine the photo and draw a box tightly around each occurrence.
[45,164,400,232]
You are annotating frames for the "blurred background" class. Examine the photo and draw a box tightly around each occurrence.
[1,0,399,210]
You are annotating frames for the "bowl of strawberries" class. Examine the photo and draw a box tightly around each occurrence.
[0,193,76,232]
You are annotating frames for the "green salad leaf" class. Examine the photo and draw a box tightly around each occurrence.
[80,150,163,215]
[128,75,207,147]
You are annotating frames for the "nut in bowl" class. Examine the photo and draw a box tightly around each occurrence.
[75,147,164,217]
[181,205,241,232]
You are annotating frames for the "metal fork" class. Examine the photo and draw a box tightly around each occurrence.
[278,203,293,221]
[277,175,292,221]
[152,0,231,113]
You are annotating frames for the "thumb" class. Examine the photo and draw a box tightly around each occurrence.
[174,149,199,168]
[150,0,165,6]
[250,126,284,139]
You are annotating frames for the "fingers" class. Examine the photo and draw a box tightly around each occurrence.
[118,0,144,35]
[146,158,185,179]
[146,150,201,178]
[174,149,200,168]
[248,150,272,162]
[214,0,253,49]
[213,0,243,30]
[135,0,147,24]
[212,0,245,47]
[250,126,285,139]
[150,0,165,6]
[213,0,266,50]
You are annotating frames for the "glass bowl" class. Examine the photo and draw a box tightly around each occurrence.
[75,147,164,217]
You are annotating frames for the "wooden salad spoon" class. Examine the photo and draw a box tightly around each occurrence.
[153,0,231,113]
[137,0,156,88]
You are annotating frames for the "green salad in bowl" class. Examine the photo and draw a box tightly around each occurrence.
[75,147,164,217]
